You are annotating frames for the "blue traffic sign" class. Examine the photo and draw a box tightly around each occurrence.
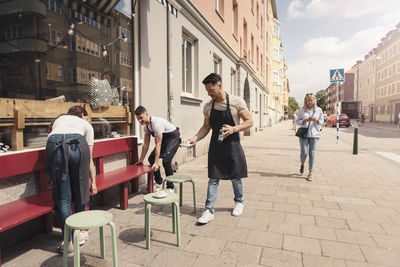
[330,69,345,83]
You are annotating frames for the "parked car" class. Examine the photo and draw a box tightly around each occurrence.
[326,114,351,127]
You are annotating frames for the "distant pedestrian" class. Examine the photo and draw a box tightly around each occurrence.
[189,73,253,224]
[292,109,299,133]
[323,111,327,126]
[296,93,324,181]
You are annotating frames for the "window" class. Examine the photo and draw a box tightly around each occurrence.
[243,19,247,51]
[216,0,224,17]
[4,24,22,40]
[273,23,280,38]
[119,27,132,44]
[273,46,279,61]
[73,11,101,29]
[46,63,63,82]
[119,52,132,68]
[260,17,263,38]
[120,78,133,92]
[44,0,62,15]
[251,35,254,62]
[273,70,279,84]
[393,64,396,75]
[46,27,63,47]
[182,34,194,95]
[72,67,99,84]
[232,0,238,38]
[251,0,254,13]
[230,68,236,95]
[213,54,222,75]
[392,84,395,94]
[73,35,100,57]
[256,46,259,70]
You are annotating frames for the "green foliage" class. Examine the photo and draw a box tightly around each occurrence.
[316,90,327,111]
[288,97,299,116]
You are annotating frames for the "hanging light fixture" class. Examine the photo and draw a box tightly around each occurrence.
[122,33,128,42]
[67,24,75,36]
[102,46,108,57]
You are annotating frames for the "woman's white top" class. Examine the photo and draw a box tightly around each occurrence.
[48,115,94,145]
[296,106,324,138]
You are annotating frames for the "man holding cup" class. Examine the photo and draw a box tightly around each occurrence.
[190,73,253,224]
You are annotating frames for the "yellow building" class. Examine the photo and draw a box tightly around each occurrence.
[267,0,286,123]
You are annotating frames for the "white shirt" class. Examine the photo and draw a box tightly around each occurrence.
[144,116,176,137]
[49,115,95,145]
[297,107,324,138]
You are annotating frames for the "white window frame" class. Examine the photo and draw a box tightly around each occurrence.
[182,34,195,96]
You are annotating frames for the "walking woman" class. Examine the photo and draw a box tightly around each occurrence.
[46,106,97,256]
[296,93,324,181]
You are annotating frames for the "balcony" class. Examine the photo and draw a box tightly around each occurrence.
[0,0,46,17]
[0,38,47,54]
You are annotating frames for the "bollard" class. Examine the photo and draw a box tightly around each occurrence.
[353,127,358,155]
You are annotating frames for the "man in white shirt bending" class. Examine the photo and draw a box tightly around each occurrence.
[134,106,181,191]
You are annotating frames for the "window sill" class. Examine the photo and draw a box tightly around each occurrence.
[180,95,203,105]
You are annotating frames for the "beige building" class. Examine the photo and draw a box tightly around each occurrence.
[354,23,400,123]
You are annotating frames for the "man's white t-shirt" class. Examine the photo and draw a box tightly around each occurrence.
[144,116,176,137]
[49,115,94,145]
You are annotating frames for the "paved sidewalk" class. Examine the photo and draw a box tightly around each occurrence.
[3,121,400,266]
[360,121,400,132]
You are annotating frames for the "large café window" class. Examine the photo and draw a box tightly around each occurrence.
[0,0,134,151]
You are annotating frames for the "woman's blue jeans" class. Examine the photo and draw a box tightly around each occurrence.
[49,134,87,241]
[299,137,319,172]
[205,178,243,214]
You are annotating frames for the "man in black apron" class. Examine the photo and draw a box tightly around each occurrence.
[134,106,181,191]
[190,73,253,224]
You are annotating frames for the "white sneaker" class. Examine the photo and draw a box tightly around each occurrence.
[154,183,162,192]
[197,209,214,224]
[232,202,244,216]
[79,230,89,245]
[165,188,174,193]
[58,241,74,257]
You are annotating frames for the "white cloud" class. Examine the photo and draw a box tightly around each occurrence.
[115,0,131,17]
[288,24,397,104]
[288,0,400,20]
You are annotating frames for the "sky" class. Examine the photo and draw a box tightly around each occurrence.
[115,0,400,104]
[275,0,400,104]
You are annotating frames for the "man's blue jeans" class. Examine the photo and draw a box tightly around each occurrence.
[205,178,243,214]
[49,134,87,241]
[299,137,319,172]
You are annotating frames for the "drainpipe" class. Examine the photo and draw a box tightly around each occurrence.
[166,3,172,122]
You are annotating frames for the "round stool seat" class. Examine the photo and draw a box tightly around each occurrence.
[165,174,193,183]
[66,210,113,230]
[144,192,179,205]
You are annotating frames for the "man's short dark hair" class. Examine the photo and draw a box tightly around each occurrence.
[202,73,222,85]
[134,106,147,115]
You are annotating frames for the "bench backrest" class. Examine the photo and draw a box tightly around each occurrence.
[0,149,48,191]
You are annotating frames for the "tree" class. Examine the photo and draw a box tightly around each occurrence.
[316,90,327,111]
[288,97,299,117]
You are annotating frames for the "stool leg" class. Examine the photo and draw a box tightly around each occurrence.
[162,179,166,189]
[173,202,181,247]
[191,181,196,214]
[172,203,176,233]
[179,183,183,207]
[63,225,69,267]
[145,204,151,249]
[109,222,118,267]
[99,226,105,259]
[73,229,81,267]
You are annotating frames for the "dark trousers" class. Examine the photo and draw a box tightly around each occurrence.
[148,132,180,189]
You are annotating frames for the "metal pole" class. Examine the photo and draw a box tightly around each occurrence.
[353,127,358,155]
[336,82,339,144]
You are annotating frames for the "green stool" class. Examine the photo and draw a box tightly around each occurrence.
[162,174,196,213]
[63,210,118,267]
[143,192,180,250]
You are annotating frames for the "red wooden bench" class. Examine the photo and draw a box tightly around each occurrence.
[92,137,154,210]
[0,136,153,266]
[0,149,53,266]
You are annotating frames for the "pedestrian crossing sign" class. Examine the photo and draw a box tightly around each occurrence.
[330,69,345,82]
